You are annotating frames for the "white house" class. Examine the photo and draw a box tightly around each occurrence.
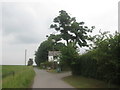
[48,51,61,62]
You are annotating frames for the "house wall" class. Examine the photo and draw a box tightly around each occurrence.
[48,56,60,62]
[48,56,53,62]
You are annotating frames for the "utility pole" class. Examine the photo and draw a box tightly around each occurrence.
[25,49,27,66]
[118,1,120,32]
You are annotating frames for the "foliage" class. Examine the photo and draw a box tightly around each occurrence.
[47,34,62,44]
[47,34,66,51]
[60,42,79,70]
[35,40,53,66]
[50,10,94,47]
[49,10,95,72]
[35,10,94,66]
[63,75,120,88]
[35,35,65,66]
[27,58,33,66]
[40,61,54,69]
[2,65,35,88]
[71,32,120,85]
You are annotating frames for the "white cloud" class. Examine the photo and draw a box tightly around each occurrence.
[1,0,119,65]
[0,3,2,65]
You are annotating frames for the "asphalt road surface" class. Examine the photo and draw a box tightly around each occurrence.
[32,68,74,88]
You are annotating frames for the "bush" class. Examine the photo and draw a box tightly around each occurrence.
[40,61,57,69]
[60,42,79,73]
[71,32,120,85]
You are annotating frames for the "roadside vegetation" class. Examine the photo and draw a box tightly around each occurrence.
[60,32,120,88]
[0,65,2,89]
[71,32,120,86]
[35,10,120,88]
[63,76,120,88]
[2,65,35,88]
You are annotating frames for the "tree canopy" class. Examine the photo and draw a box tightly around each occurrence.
[35,34,65,66]
[71,31,120,85]
[27,58,33,66]
[50,10,94,47]
[35,10,94,67]
[35,10,120,86]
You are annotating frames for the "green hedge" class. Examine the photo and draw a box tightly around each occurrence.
[71,33,120,85]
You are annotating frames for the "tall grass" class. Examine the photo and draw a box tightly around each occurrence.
[0,65,2,89]
[63,75,120,88]
[2,65,28,77]
[2,65,35,88]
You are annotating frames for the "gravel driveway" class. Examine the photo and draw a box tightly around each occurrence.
[32,68,74,88]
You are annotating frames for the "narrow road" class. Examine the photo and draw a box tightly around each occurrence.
[32,68,74,88]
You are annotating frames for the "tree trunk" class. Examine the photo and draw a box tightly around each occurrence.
[66,40,69,46]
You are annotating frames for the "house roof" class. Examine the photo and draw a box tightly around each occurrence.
[48,51,61,56]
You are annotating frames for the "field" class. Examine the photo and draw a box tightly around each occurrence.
[63,75,120,88]
[2,65,35,88]
[0,65,2,89]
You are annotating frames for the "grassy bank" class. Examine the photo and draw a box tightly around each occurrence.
[63,75,120,88]
[0,65,2,89]
[2,65,35,88]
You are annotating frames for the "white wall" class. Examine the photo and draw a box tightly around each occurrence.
[48,56,53,62]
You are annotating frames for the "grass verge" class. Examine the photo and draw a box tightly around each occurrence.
[2,65,35,88]
[63,75,120,88]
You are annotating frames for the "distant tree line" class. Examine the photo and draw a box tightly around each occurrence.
[27,58,33,66]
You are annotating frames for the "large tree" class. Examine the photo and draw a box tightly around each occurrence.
[35,40,53,66]
[50,10,94,47]
[35,34,65,66]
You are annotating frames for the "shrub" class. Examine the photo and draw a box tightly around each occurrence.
[72,32,120,85]
[60,42,79,74]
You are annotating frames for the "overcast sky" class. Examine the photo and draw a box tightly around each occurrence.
[0,0,119,65]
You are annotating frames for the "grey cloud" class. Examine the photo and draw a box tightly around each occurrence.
[3,4,36,34]
[2,1,118,65]
[2,3,43,44]
[14,33,41,44]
